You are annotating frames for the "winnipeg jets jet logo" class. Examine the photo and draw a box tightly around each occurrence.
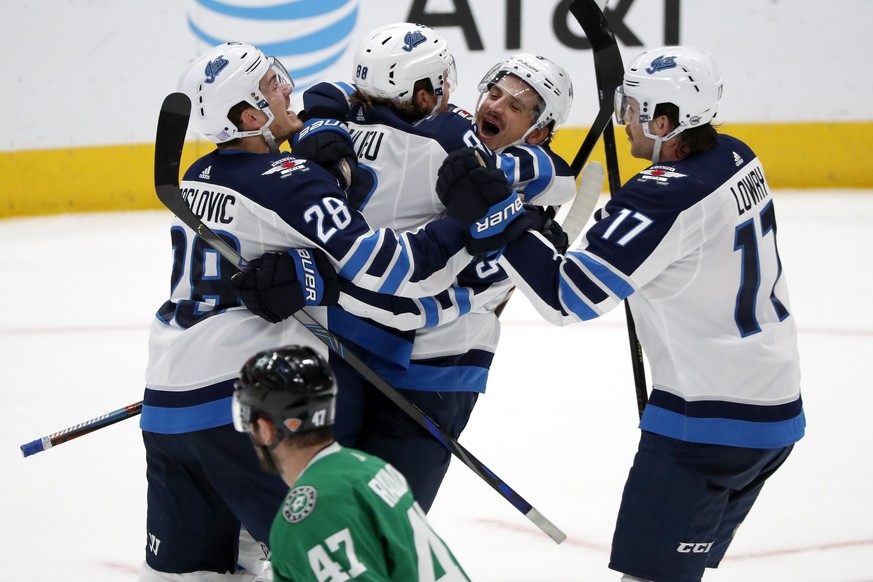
[204,56,229,83]
[646,55,677,75]
[402,30,427,52]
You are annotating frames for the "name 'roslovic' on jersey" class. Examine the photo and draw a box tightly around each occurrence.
[142,152,474,434]
[305,81,576,393]
[499,134,805,449]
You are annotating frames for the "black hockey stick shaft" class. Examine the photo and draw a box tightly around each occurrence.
[20,402,142,457]
[568,0,624,176]
[570,0,648,418]
[155,92,566,543]
[604,120,648,418]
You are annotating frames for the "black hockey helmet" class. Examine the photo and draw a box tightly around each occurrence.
[232,345,336,437]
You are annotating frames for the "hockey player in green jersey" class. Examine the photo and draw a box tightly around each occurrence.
[232,345,471,582]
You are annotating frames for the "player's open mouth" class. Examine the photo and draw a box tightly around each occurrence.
[480,119,500,137]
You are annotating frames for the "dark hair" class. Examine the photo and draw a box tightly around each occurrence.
[286,426,333,448]
[350,78,436,123]
[654,102,718,159]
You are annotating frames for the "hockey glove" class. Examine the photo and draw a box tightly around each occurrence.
[436,147,525,255]
[231,248,339,324]
[291,118,357,190]
[529,206,570,254]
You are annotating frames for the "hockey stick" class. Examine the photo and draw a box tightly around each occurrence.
[20,402,142,458]
[155,92,566,544]
[567,0,623,176]
[569,0,648,417]
[561,160,603,242]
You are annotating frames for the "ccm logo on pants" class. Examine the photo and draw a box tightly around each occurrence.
[676,542,713,553]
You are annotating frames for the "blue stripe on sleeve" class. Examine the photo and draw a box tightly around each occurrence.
[559,276,599,320]
[454,286,472,316]
[498,154,518,185]
[576,252,634,299]
[379,236,411,294]
[339,231,380,280]
[420,296,440,328]
[522,146,553,199]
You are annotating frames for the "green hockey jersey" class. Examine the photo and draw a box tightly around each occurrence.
[270,443,470,581]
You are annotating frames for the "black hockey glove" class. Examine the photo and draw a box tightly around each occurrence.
[291,118,357,190]
[231,248,339,324]
[435,147,526,256]
[527,206,570,254]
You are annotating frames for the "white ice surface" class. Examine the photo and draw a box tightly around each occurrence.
[2,191,872,581]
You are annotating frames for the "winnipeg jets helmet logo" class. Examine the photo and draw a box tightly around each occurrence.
[204,56,229,84]
[402,30,427,52]
[646,55,677,75]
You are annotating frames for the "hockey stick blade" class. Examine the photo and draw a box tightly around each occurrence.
[155,92,248,271]
[561,161,604,243]
[154,92,190,190]
[20,402,143,457]
[153,93,567,543]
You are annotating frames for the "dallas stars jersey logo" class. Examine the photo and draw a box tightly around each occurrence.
[283,485,317,523]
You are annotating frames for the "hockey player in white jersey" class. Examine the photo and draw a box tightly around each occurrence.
[470,46,804,582]
[281,24,577,512]
[139,41,528,581]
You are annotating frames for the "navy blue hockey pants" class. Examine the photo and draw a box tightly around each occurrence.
[142,425,288,574]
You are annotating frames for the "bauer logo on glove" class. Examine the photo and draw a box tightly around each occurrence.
[472,195,524,237]
[293,118,352,143]
[290,248,326,304]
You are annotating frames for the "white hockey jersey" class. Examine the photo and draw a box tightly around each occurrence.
[142,150,473,433]
[303,81,576,392]
[500,134,805,448]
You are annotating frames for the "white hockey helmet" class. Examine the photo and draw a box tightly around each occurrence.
[477,53,574,131]
[180,42,294,144]
[352,23,456,108]
[615,45,723,139]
